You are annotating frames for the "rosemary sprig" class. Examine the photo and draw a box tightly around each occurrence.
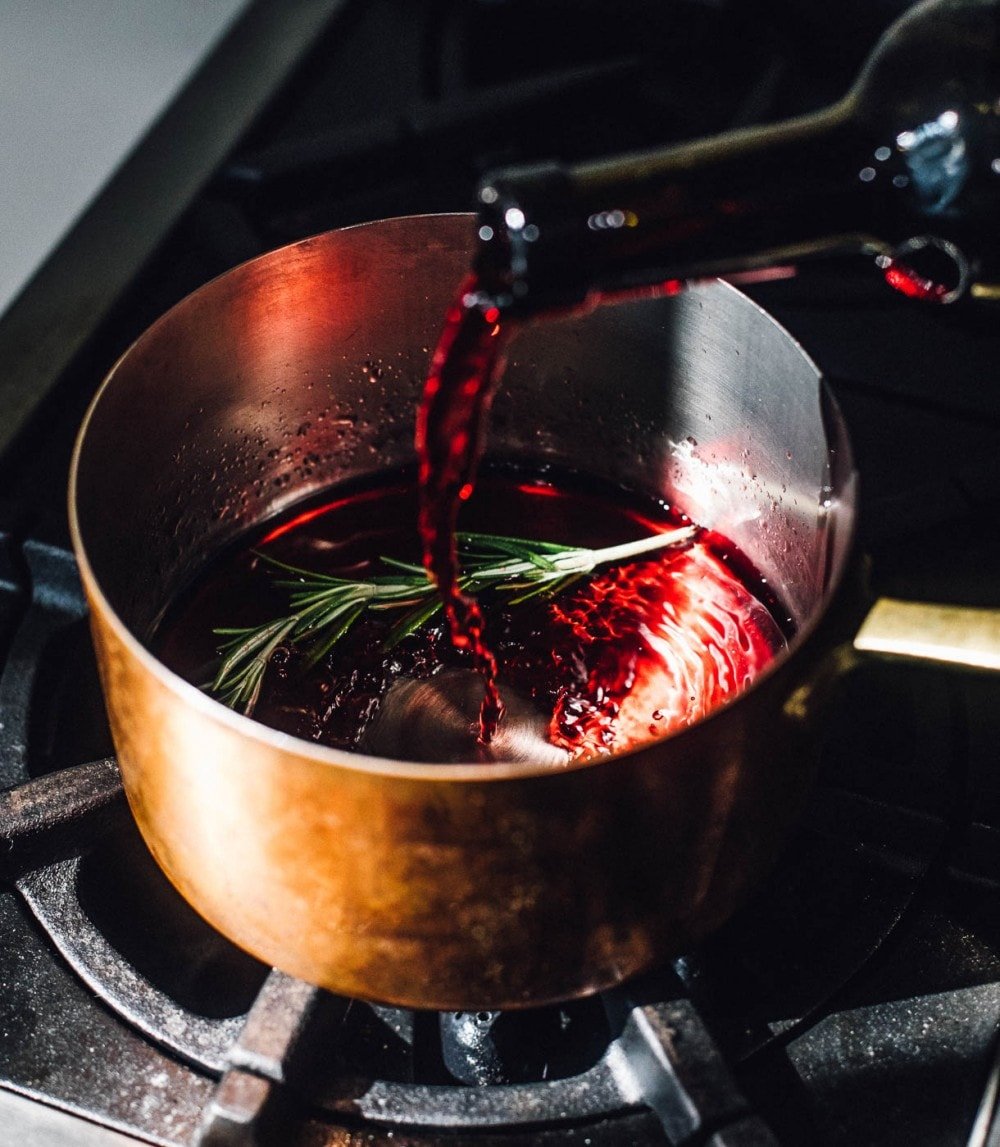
[212,526,696,714]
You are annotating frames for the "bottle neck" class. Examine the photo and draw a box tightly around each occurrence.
[475,99,899,315]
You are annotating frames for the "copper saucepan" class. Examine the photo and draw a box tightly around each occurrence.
[68,213,1000,1009]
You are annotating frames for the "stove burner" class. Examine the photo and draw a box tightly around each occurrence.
[197,973,777,1145]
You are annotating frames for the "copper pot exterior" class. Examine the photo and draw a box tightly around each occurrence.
[70,214,856,1009]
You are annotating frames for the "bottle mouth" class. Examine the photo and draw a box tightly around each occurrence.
[475,161,589,315]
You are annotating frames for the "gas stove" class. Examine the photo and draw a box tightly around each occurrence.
[2,2,1000,1144]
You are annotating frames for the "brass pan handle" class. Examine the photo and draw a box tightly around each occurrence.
[854,597,1000,672]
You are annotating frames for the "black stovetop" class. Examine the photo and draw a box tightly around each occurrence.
[2,2,1000,1144]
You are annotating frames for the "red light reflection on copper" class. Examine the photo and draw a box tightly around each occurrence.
[260,485,406,544]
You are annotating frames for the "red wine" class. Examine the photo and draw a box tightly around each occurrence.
[882,259,949,303]
[154,472,789,764]
[415,275,511,744]
[546,540,784,756]
[414,274,690,746]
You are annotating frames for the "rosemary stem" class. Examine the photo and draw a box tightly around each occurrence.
[212,524,698,714]
[585,526,698,568]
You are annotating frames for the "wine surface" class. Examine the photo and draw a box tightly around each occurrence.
[155,470,790,764]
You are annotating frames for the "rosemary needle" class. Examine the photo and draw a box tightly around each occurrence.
[211,526,696,715]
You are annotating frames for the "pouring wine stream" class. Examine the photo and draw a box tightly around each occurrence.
[414,275,509,746]
[407,268,773,763]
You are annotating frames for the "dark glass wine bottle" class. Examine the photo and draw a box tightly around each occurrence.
[474,0,1000,313]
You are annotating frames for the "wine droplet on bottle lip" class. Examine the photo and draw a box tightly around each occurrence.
[882,260,949,302]
[877,235,969,305]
